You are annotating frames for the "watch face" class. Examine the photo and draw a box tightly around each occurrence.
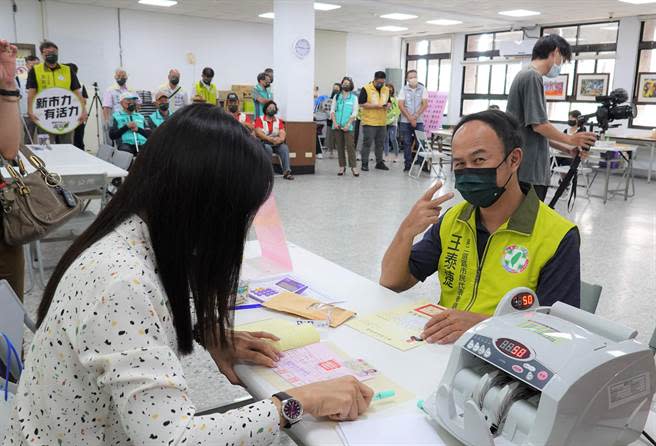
[283,398,303,422]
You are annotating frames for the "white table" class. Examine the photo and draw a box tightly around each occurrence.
[21,144,127,179]
[235,242,656,445]
[587,143,638,204]
[606,130,656,183]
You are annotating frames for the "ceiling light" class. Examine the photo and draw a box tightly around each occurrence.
[259,12,275,19]
[426,19,463,26]
[380,13,418,20]
[376,25,409,32]
[138,0,177,6]
[618,0,656,3]
[498,9,541,17]
[314,2,341,10]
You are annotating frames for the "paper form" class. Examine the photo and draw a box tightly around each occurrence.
[337,412,446,445]
[236,318,320,351]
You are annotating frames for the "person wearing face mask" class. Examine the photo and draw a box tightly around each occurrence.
[384,83,401,164]
[109,92,150,155]
[225,92,254,133]
[194,67,218,105]
[253,72,273,119]
[158,68,189,114]
[358,71,391,171]
[506,35,596,201]
[398,70,429,172]
[145,91,171,130]
[103,68,140,123]
[380,110,581,344]
[330,77,359,176]
[26,40,87,144]
[255,100,294,180]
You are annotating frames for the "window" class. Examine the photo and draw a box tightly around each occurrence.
[541,22,618,123]
[633,19,656,128]
[404,37,452,92]
[461,31,524,115]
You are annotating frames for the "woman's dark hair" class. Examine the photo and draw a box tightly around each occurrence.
[37,104,274,354]
[453,110,523,156]
[39,40,58,53]
[263,100,277,113]
[532,34,572,62]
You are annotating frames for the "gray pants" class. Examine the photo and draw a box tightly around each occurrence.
[333,129,356,168]
[263,143,291,173]
[361,125,385,166]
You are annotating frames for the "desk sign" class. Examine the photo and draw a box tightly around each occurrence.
[32,87,82,135]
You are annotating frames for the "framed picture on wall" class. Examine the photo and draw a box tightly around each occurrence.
[575,73,609,102]
[544,74,568,101]
[12,43,37,78]
[637,72,656,104]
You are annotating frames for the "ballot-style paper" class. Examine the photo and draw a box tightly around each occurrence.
[337,412,446,445]
[248,195,293,273]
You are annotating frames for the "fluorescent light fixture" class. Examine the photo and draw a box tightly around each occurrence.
[138,0,177,6]
[498,9,541,17]
[376,25,408,32]
[618,0,656,3]
[380,13,418,20]
[426,19,463,26]
[314,2,341,11]
[259,12,275,19]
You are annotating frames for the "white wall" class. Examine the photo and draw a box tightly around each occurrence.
[315,29,347,94]
[346,33,401,89]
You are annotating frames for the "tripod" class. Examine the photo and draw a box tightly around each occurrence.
[87,82,104,150]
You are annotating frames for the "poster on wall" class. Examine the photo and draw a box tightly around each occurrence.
[575,73,609,102]
[32,88,82,135]
[637,72,656,104]
[13,43,36,80]
[423,91,449,135]
[544,74,568,101]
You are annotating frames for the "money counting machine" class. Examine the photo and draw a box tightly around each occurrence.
[424,288,656,446]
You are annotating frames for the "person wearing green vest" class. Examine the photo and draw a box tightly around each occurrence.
[330,76,359,177]
[194,67,218,105]
[26,40,87,144]
[145,90,171,130]
[109,92,150,155]
[380,110,580,344]
[384,83,401,164]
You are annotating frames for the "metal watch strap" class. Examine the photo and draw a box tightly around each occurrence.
[273,392,298,428]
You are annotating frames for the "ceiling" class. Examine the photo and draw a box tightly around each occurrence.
[56,0,656,37]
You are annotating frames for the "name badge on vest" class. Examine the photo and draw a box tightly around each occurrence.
[58,75,65,81]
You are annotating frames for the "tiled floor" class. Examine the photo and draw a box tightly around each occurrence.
[20,154,656,445]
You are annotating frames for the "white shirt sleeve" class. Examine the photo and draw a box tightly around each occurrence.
[330,98,337,115]
[351,101,359,119]
[77,277,280,445]
[422,88,429,100]
[397,88,406,101]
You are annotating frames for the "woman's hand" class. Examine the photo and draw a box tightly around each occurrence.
[282,376,373,422]
[208,331,281,385]
[0,40,18,90]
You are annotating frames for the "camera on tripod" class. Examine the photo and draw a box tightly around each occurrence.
[574,88,637,133]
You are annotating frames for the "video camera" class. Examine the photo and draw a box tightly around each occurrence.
[575,88,637,132]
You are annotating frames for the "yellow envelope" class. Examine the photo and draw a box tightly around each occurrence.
[236,318,319,351]
[262,292,355,328]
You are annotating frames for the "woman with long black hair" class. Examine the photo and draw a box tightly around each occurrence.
[4,104,372,445]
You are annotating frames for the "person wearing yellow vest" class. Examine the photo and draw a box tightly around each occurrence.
[358,71,391,171]
[380,110,580,344]
[194,67,218,105]
[26,40,87,144]
[108,92,150,156]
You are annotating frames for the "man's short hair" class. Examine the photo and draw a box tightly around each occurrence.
[406,69,417,77]
[264,68,273,74]
[374,71,386,80]
[569,109,581,119]
[453,110,523,156]
[39,40,58,53]
[257,72,268,82]
[532,34,572,62]
[263,100,277,112]
[202,67,214,77]
[25,55,39,63]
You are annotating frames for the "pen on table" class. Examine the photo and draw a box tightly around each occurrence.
[372,390,396,401]
[233,303,262,310]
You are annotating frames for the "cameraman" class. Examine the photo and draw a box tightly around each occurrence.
[507,35,596,201]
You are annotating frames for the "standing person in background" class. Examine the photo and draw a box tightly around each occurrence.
[194,67,218,105]
[145,91,171,130]
[67,63,88,150]
[103,68,140,123]
[264,67,274,85]
[384,83,401,164]
[506,34,596,201]
[26,40,87,144]
[255,100,294,181]
[253,72,273,120]
[109,92,149,155]
[158,69,189,114]
[0,40,25,299]
[398,70,428,172]
[325,82,341,159]
[358,71,391,172]
[330,76,359,177]
[16,55,39,143]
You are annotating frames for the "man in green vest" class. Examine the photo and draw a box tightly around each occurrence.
[26,40,87,144]
[108,92,149,155]
[194,67,218,105]
[380,110,580,344]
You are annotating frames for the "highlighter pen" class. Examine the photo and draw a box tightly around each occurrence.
[372,390,396,401]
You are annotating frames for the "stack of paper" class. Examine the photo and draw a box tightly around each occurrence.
[337,412,446,445]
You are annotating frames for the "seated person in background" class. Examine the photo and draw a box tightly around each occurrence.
[225,92,254,133]
[109,92,149,155]
[380,110,580,344]
[145,90,170,130]
[255,100,294,181]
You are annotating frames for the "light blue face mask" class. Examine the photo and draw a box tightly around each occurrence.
[545,62,562,78]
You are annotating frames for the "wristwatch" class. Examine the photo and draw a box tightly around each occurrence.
[273,392,304,428]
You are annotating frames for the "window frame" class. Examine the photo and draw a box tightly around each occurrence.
[630,20,656,129]
[404,38,452,92]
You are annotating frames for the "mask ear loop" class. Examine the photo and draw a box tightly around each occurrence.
[497,149,516,190]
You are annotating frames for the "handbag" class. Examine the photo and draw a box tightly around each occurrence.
[0,145,81,246]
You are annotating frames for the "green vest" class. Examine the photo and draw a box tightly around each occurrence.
[113,110,147,146]
[334,93,357,131]
[195,81,218,104]
[437,188,576,315]
[148,110,167,128]
[33,63,72,92]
